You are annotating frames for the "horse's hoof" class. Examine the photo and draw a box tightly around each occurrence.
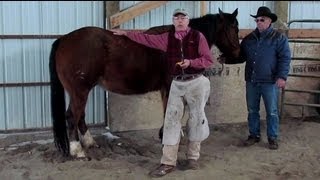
[86,143,100,149]
[77,156,91,161]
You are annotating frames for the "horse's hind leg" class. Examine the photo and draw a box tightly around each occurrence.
[78,110,98,149]
[68,92,90,158]
[66,105,97,151]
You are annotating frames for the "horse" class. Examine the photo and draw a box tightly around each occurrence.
[49,8,240,158]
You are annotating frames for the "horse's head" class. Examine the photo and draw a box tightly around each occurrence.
[215,8,241,60]
[189,8,240,61]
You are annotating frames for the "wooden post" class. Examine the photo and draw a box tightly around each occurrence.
[200,1,207,17]
[106,1,120,29]
[274,1,289,31]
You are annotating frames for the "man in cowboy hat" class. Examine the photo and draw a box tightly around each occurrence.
[250,6,278,31]
[223,6,291,150]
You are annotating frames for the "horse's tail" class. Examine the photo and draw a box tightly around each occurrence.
[49,38,70,156]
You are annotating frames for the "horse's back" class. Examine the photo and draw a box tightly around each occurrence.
[53,26,169,95]
[144,25,174,35]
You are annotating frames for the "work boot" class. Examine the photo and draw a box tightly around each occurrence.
[184,159,199,170]
[243,135,260,146]
[268,138,279,150]
[149,164,175,178]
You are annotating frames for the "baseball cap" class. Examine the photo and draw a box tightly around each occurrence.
[173,8,189,17]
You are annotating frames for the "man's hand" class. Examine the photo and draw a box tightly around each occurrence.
[276,78,286,89]
[176,59,190,69]
[110,29,127,36]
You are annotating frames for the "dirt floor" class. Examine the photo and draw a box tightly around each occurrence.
[0,117,320,180]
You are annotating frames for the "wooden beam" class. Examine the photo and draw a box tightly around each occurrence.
[287,29,320,39]
[110,1,168,29]
[200,1,207,17]
[238,29,253,39]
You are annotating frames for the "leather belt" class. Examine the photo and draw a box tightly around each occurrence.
[173,74,202,81]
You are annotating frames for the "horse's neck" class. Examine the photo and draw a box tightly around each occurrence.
[189,15,218,48]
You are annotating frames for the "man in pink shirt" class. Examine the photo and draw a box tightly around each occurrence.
[112,8,214,177]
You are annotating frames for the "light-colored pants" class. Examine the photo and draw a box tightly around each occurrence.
[162,75,211,145]
[160,141,201,166]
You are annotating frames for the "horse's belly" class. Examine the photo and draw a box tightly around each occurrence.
[98,79,149,95]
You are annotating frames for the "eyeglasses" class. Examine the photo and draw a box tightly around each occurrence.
[173,16,189,20]
[255,18,265,23]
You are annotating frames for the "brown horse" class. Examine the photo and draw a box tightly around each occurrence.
[49,8,240,158]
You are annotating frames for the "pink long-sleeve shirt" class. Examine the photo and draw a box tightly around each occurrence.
[126,28,214,69]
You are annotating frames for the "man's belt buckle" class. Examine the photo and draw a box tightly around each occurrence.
[174,74,200,81]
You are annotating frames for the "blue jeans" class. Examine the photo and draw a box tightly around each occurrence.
[246,82,279,140]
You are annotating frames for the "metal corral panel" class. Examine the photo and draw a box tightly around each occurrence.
[289,1,320,29]
[0,1,105,131]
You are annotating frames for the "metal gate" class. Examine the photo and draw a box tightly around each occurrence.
[280,19,320,120]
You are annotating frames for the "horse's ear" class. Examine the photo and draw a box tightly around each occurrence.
[218,8,224,15]
[232,8,238,17]
[218,8,224,18]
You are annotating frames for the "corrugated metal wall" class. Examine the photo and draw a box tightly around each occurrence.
[119,1,199,29]
[119,1,275,29]
[0,1,105,131]
[119,1,320,30]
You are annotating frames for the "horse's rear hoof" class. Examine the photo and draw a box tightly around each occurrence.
[77,156,91,161]
[86,143,100,149]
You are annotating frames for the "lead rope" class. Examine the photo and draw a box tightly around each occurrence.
[180,40,185,77]
[179,40,186,137]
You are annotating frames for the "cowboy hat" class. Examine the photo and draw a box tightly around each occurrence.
[250,6,277,23]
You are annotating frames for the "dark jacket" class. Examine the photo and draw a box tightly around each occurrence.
[241,27,291,83]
